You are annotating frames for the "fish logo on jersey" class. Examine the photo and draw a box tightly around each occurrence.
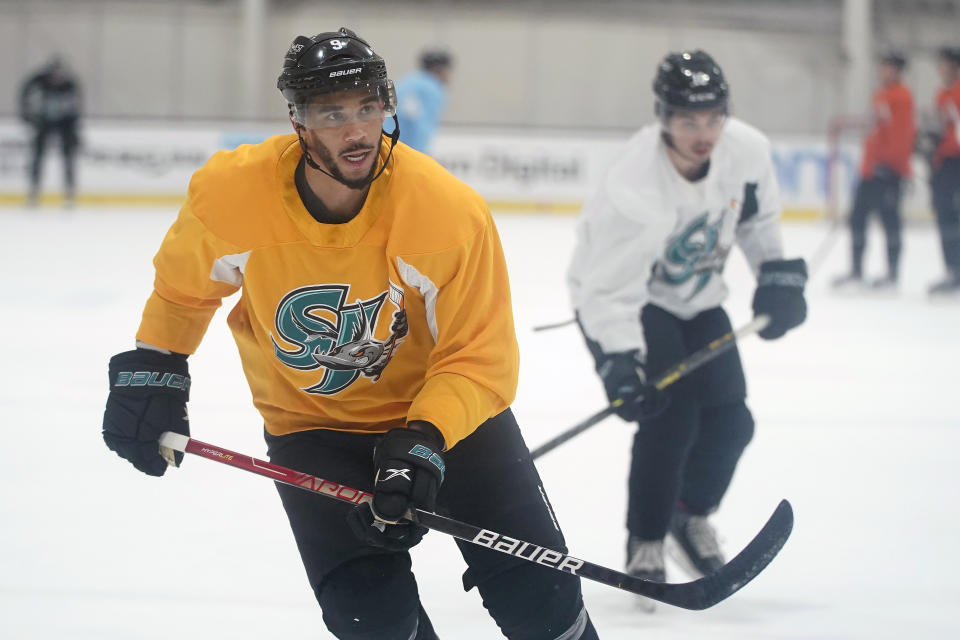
[657,212,729,299]
[271,283,407,395]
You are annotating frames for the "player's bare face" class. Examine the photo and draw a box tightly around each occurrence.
[433,67,452,86]
[879,63,900,86]
[667,109,726,163]
[298,90,386,188]
[937,59,959,86]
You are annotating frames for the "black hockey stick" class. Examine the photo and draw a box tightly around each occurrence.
[530,315,770,459]
[158,431,792,610]
[532,317,576,332]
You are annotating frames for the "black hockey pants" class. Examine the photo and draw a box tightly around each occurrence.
[627,305,755,541]
[267,409,597,640]
[847,171,904,279]
[28,120,79,197]
[932,157,960,273]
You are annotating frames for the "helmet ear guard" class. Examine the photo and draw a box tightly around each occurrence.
[381,79,397,117]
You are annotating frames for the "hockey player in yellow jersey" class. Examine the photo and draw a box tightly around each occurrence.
[101,28,598,640]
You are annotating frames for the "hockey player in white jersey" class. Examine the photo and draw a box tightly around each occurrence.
[567,50,807,608]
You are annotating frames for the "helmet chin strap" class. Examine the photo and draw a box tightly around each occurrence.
[296,115,401,189]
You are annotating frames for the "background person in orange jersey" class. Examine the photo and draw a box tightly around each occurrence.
[833,51,915,291]
[927,46,960,295]
[100,28,599,640]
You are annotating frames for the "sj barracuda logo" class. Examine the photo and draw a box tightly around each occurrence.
[658,212,730,298]
[271,283,407,395]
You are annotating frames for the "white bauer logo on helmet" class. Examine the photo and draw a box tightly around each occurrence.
[329,67,363,78]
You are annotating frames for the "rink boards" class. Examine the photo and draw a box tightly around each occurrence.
[0,119,935,221]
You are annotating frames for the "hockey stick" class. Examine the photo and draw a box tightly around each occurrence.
[532,317,576,332]
[811,114,872,279]
[807,216,845,277]
[158,431,792,610]
[529,314,770,459]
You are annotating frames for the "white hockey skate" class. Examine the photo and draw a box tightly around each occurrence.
[625,537,665,613]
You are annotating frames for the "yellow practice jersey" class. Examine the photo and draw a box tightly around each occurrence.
[136,134,519,449]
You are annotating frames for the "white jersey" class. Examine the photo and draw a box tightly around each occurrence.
[567,117,784,354]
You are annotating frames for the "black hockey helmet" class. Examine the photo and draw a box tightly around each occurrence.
[653,50,729,115]
[938,46,960,66]
[277,27,397,124]
[420,49,453,71]
[879,50,908,70]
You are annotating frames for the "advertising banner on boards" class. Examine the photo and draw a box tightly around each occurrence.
[0,120,933,220]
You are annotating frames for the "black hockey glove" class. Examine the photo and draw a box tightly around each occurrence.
[102,349,191,477]
[347,424,446,551]
[597,350,666,422]
[752,258,808,340]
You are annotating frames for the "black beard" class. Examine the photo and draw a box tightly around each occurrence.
[314,138,381,190]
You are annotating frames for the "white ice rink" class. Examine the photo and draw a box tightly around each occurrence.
[1,208,958,639]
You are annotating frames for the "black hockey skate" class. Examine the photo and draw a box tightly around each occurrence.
[626,536,665,612]
[928,272,960,296]
[830,272,866,292]
[667,510,725,578]
[869,275,899,293]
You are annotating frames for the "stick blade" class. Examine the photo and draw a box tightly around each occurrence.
[633,499,794,610]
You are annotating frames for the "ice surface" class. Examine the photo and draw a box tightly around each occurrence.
[0,208,957,639]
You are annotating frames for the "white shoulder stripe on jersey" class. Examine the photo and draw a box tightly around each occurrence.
[396,256,439,343]
[209,251,251,287]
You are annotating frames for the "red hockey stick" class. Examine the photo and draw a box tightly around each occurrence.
[158,431,792,610]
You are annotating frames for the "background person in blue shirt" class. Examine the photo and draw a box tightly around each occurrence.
[385,49,453,153]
